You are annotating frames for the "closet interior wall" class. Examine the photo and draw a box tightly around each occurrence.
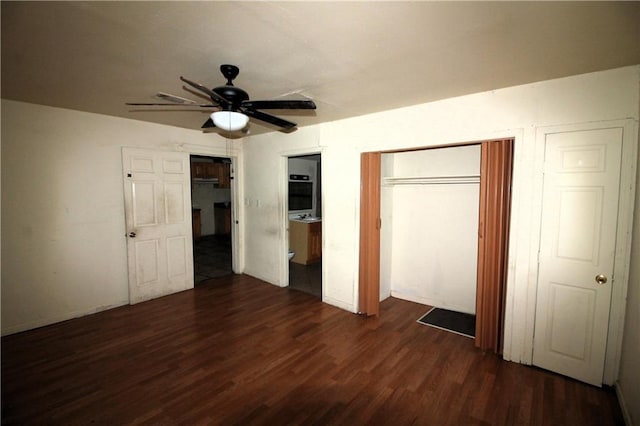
[380,145,481,314]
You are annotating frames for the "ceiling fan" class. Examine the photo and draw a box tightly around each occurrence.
[126,64,316,133]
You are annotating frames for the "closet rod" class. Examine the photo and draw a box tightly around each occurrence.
[382,175,480,186]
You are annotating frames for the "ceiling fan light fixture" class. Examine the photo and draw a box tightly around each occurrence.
[211,111,248,131]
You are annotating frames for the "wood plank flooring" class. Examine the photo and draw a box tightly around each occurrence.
[2,274,623,425]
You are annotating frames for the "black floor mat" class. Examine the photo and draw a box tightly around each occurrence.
[417,307,476,338]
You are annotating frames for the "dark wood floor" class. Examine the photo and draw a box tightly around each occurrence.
[2,274,623,425]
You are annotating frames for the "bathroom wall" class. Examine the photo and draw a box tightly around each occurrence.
[381,145,481,313]
[288,156,318,218]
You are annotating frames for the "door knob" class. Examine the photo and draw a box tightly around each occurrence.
[595,274,608,285]
[128,232,137,238]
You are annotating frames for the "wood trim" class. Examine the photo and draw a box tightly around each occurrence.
[476,139,514,353]
[358,152,381,316]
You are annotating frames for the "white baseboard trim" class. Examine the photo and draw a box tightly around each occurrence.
[615,381,632,426]
[390,290,475,315]
[1,300,129,336]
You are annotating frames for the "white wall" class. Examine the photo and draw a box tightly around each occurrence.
[617,126,640,423]
[242,66,639,368]
[191,184,232,236]
[1,100,240,334]
[382,146,480,313]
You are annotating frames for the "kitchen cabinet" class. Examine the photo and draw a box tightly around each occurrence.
[191,162,215,179]
[191,162,230,188]
[216,163,231,188]
[289,220,322,265]
[214,204,232,235]
[192,208,201,241]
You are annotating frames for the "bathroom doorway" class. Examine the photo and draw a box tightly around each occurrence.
[190,155,234,284]
[287,154,322,297]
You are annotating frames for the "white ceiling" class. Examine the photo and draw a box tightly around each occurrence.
[2,1,639,136]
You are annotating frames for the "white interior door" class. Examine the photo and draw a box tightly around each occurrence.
[122,148,194,304]
[533,127,623,386]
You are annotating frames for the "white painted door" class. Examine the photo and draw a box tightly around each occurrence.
[122,148,194,304]
[533,127,623,386]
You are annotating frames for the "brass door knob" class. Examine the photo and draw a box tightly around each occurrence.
[595,274,608,285]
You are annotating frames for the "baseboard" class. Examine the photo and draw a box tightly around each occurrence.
[615,381,633,426]
[322,295,354,313]
[1,300,129,336]
[390,290,475,315]
[242,270,282,287]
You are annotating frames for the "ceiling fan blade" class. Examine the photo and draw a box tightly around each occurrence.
[155,92,199,104]
[201,117,215,129]
[241,99,316,110]
[180,76,229,107]
[126,102,217,107]
[242,108,297,129]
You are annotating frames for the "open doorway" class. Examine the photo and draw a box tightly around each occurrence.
[190,155,233,284]
[287,154,322,297]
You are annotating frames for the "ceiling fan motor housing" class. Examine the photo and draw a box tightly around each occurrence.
[212,64,248,109]
[213,85,249,109]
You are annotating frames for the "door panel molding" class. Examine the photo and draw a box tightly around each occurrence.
[122,148,194,304]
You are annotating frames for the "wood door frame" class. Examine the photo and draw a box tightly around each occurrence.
[358,139,514,353]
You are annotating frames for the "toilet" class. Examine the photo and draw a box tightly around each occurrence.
[288,249,295,261]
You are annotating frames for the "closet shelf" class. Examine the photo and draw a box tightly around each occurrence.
[382,175,480,186]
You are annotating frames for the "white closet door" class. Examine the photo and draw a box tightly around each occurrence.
[533,127,622,386]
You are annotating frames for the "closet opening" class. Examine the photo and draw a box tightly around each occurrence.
[359,139,513,354]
